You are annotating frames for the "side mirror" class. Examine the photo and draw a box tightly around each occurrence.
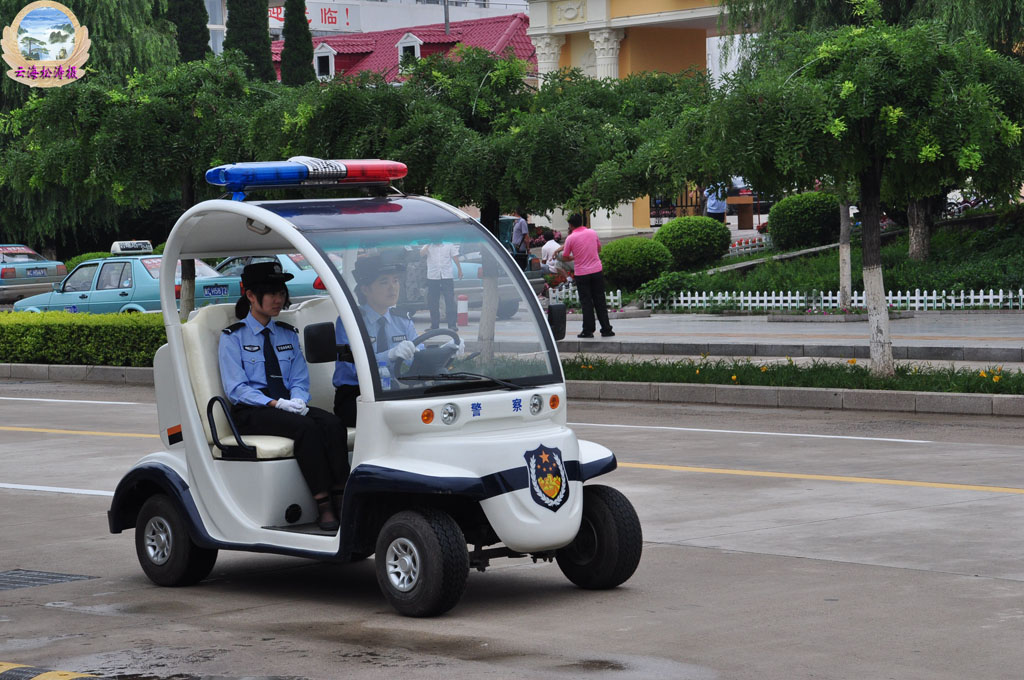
[52,282,61,292]
[303,322,339,363]
[547,303,566,341]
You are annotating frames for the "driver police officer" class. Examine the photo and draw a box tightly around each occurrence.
[333,253,420,427]
[219,261,349,532]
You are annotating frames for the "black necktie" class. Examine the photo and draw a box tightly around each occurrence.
[261,327,288,400]
[376,317,390,354]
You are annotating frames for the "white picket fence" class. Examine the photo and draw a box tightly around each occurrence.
[648,288,1024,311]
[726,234,772,257]
[548,283,623,310]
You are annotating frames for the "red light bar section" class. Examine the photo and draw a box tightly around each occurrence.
[340,160,407,183]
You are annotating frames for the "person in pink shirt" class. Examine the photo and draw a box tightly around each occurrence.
[557,214,614,338]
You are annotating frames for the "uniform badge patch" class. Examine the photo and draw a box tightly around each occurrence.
[275,343,293,351]
[524,445,569,512]
[243,345,260,352]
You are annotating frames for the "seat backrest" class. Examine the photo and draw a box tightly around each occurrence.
[277,296,339,408]
[181,303,237,445]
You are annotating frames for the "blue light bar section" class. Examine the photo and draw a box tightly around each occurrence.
[205,161,310,191]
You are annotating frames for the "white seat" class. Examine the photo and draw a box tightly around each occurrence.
[182,297,353,459]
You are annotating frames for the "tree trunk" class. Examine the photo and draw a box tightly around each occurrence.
[907,194,945,262]
[479,197,500,239]
[838,201,852,310]
[858,163,893,377]
[178,174,196,322]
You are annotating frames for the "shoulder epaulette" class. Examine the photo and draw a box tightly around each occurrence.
[276,321,297,334]
[222,322,245,335]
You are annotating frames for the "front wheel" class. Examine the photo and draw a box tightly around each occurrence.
[134,494,218,587]
[556,484,642,590]
[375,509,469,617]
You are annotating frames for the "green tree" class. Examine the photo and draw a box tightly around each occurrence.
[714,18,1024,375]
[167,0,211,62]
[280,0,316,86]
[223,0,277,82]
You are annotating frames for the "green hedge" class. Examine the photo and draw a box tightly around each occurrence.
[0,312,165,367]
[767,192,840,249]
[65,251,111,271]
[653,216,732,269]
[599,236,672,290]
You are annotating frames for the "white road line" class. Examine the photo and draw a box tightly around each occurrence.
[568,421,933,444]
[0,482,113,497]
[0,396,144,406]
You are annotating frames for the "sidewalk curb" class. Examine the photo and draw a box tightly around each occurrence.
[557,341,1024,362]
[3,363,1018,417]
[566,380,1024,417]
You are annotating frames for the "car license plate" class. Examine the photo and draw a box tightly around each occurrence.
[203,285,228,297]
[26,267,47,277]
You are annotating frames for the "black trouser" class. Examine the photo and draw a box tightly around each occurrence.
[575,270,612,335]
[333,383,360,429]
[707,211,726,223]
[232,404,349,496]
[426,278,456,329]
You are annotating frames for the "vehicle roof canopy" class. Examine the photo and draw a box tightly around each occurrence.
[174,196,465,260]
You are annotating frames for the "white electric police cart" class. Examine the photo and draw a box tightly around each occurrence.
[107,158,642,617]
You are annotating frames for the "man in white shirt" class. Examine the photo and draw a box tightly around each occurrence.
[540,230,564,275]
[419,240,463,330]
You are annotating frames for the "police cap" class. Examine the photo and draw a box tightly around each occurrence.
[353,252,406,286]
[241,261,294,289]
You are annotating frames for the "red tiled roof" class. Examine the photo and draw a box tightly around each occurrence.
[270,13,535,82]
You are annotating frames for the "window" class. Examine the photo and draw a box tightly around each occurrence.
[396,33,423,63]
[317,55,330,78]
[97,261,132,290]
[63,263,98,292]
[205,0,226,54]
[313,43,337,80]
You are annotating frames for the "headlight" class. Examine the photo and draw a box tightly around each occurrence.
[530,394,543,415]
[441,403,459,425]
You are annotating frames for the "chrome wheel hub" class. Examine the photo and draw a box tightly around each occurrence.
[144,516,173,566]
[385,537,420,592]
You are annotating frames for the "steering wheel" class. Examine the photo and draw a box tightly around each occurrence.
[390,328,462,385]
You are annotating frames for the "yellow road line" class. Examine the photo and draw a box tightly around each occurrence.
[619,462,1024,494]
[31,672,96,679]
[0,426,158,439]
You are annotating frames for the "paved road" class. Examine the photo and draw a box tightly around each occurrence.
[2,381,1024,679]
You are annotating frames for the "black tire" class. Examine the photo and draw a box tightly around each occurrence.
[556,484,642,590]
[134,494,218,587]
[375,509,469,617]
[496,298,519,319]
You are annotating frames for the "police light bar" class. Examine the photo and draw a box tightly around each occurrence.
[205,157,408,192]
[111,240,153,255]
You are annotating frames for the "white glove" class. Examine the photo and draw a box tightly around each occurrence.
[290,398,310,416]
[387,340,416,362]
[442,338,466,358]
[274,398,307,415]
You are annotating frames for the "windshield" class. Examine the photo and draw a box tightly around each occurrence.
[304,220,560,399]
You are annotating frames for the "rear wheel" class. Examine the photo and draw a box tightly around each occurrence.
[134,494,218,587]
[556,485,642,589]
[375,509,469,617]
[496,298,519,319]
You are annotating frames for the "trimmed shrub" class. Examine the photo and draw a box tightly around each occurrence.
[768,192,841,250]
[65,251,110,271]
[0,312,165,367]
[653,216,731,269]
[599,236,672,290]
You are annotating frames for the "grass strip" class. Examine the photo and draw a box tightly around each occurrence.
[562,354,1023,395]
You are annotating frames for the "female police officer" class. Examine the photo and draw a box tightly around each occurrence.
[332,252,419,427]
[218,261,349,532]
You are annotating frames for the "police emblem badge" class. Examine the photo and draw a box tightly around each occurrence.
[524,445,569,511]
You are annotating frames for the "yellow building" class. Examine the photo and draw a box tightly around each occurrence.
[527,0,721,237]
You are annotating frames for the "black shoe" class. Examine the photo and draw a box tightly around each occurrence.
[330,488,345,515]
[600,330,616,337]
[316,497,340,532]
[577,332,594,339]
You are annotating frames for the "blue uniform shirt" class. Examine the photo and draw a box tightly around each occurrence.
[219,312,311,406]
[704,184,728,214]
[333,305,418,387]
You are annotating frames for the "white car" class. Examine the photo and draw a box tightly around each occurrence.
[106,157,641,617]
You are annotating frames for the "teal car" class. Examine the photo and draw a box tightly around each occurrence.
[13,255,239,313]
[214,252,344,303]
[0,244,67,303]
